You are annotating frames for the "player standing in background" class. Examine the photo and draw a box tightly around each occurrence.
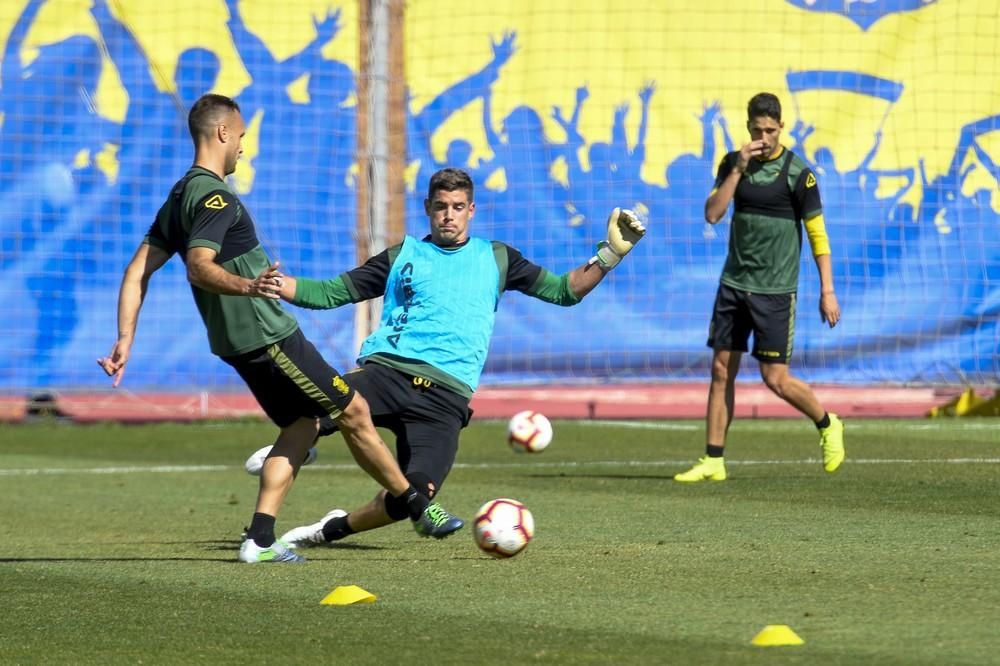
[97,94,463,562]
[675,92,845,483]
[245,167,646,548]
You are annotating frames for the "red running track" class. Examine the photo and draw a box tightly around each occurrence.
[1,384,965,423]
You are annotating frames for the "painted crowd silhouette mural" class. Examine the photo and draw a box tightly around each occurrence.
[1,0,997,388]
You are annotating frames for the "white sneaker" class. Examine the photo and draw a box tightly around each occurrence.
[279,509,348,549]
[237,538,305,563]
[245,444,318,476]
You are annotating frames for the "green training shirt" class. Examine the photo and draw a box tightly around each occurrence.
[144,166,298,357]
[714,147,822,294]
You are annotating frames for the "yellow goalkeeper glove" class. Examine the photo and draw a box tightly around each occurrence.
[590,208,646,270]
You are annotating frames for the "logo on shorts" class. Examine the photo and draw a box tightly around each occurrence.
[759,350,781,358]
[204,194,228,209]
[332,376,350,396]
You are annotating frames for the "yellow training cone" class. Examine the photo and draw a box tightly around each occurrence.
[321,585,377,605]
[751,624,804,646]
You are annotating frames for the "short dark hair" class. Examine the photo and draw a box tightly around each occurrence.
[747,92,781,122]
[188,94,240,142]
[427,167,474,201]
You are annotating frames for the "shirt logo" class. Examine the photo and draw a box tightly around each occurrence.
[387,262,417,349]
[204,194,228,209]
[805,173,817,188]
[332,376,351,396]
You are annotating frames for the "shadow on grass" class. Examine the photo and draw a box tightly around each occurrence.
[0,556,237,562]
[0,539,389,563]
[204,541,386,552]
[526,472,744,482]
[112,539,386,552]
[526,472,823,482]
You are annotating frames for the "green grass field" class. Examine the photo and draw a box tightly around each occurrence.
[2,417,998,665]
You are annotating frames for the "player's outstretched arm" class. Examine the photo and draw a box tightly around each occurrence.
[565,260,609,301]
[186,248,282,298]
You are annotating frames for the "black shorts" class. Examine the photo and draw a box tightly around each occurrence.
[706,284,796,363]
[221,328,355,428]
[319,362,472,491]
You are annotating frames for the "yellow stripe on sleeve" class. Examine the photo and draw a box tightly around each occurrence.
[804,213,831,257]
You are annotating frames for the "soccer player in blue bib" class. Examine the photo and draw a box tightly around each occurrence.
[249,167,646,547]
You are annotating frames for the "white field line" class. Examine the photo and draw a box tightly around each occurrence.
[2,457,999,477]
[584,421,699,430]
[0,465,231,476]
[487,419,1000,432]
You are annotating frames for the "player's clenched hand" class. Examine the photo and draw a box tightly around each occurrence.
[248,262,284,299]
[736,140,767,172]
[608,208,646,255]
[592,208,647,270]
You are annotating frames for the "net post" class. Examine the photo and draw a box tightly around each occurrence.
[356,0,406,352]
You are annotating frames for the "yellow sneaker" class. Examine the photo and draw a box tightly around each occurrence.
[819,413,845,473]
[674,456,727,482]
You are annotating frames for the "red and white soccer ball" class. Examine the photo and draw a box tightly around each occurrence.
[473,498,535,558]
[507,410,553,453]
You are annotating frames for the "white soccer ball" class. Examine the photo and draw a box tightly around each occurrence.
[507,410,553,453]
[473,498,535,558]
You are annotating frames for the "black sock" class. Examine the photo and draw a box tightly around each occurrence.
[815,412,831,430]
[247,512,276,547]
[321,515,356,542]
[706,444,725,458]
[397,486,429,521]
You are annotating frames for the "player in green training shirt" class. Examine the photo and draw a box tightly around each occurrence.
[675,92,846,483]
[98,94,462,564]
